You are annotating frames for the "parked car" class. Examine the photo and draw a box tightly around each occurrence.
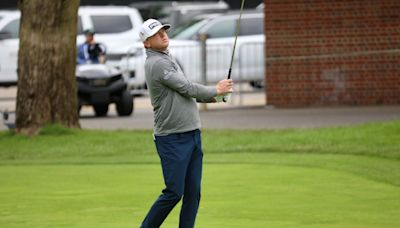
[171,11,265,86]
[126,11,265,88]
[0,10,19,86]
[130,1,229,28]
[0,6,144,91]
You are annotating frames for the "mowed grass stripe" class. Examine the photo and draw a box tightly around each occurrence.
[0,164,399,227]
[1,121,399,162]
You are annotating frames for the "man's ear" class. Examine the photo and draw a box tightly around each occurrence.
[144,40,151,49]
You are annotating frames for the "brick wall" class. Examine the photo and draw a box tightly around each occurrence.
[264,0,400,106]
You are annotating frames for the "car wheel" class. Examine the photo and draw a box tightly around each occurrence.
[116,90,134,116]
[93,104,109,117]
[249,81,264,89]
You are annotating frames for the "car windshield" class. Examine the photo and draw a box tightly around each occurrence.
[91,15,133,34]
[170,19,209,40]
[1,18,20,38]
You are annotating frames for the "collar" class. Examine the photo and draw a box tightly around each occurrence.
[146,48,170,57]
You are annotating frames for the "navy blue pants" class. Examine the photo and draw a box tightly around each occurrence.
[141,129,203,228]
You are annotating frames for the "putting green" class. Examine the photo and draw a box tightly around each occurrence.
[0,158,399,227]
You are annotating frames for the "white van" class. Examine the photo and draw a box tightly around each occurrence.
[0,6,143,88]
[0,10,19,86]
[77,6,143,63]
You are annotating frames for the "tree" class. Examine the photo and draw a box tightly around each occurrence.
[16,0,81,135]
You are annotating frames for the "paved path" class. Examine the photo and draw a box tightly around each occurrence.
[1,86,400,130]
[79,105,400,130]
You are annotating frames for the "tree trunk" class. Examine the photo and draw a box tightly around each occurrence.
[16,0,81,135]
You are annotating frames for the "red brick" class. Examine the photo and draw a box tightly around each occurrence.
[264,0,400,106]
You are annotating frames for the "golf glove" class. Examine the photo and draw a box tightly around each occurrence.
[215,92,232,103]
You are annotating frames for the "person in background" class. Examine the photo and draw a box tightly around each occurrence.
[77,29,106,64]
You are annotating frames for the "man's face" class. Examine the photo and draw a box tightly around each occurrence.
[85,34,94,43]
[144,28,169,51]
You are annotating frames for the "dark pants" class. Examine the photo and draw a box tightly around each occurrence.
[141,129,203,228]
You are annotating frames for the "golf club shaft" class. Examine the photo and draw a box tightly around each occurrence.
[222,0,245,102]
[227,0,245,80]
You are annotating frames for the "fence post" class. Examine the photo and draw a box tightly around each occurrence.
[238,43,243,106]
[199,33,208,111]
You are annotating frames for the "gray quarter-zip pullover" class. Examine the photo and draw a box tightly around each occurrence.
[145,49,217,135]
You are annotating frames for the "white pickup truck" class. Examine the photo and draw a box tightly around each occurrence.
[0,6,144,89]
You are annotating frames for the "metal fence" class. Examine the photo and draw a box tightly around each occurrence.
[169,39,265,106]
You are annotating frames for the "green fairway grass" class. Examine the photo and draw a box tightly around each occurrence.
[1,121,400,227]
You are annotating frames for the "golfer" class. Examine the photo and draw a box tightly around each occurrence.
[139,19,233,228]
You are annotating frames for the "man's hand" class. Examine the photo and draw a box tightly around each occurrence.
[216,79,234,95]
[215,79,233,103]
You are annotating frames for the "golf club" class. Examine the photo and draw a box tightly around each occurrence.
[223,0,246,102]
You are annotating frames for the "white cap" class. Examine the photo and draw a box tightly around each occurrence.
[139,19,171,42]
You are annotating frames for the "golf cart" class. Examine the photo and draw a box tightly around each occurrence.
[76,64,134,117]
[1,110,15,129]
